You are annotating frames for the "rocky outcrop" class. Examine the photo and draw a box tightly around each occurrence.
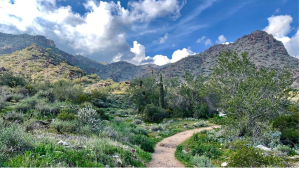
[34,35,56,47]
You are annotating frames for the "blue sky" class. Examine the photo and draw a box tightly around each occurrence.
[0,0,299,65]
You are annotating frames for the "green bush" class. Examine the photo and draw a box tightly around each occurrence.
[229,140,285,167]
[134,127,148,136]
[0,123,32,162]
[91,89,108,101]
[52,80,84,102]
[190,155,213,167]
[0,72,26,87]
[186,133,222,159]
[57,109,76,121]
[12,94,24,102]
[272,111,299,146]
[193,104,210,119]
[208,115,227,125]
[143,104,167,123]
[4,112,25,123]
[274,144,297,156]
[129,135,154,153]
[74,94,90,104]
[50,120,79,134]
[14,96,38,112]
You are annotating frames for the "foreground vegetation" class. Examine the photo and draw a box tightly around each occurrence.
[0,51,298,167]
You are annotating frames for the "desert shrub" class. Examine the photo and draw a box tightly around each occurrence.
[74,94,90,104]
[134,127,148,136]
[193,104,210,119]
[102,127,119,140]
[16,87,29,96]
[256,130,282,149]
[14,96,39,112]
[193,121,208,128]
[94,108,109,120]
[274,144,297,156]
[0,72,26,87]
[188,133,221,159]
[12,94,24,102]
[0,124,32,162]
[77,104,98,124]
[52,80,84,102]
[0,96,7,111]
[229,140,285,167]
[50,120,79,134]
[57,109,76,121]
[272,110,299,146]
[150,125,163,132]
[208,115,227,125]
[143,104,167,123]
[35,89,55,102]
[129,135,154,153]
[90,89,108,101]
[132,119,142,125]
[89,74,100,79]
[190,155,213,168]
[4,112,25,123]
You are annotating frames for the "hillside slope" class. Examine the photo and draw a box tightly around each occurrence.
[0,32,105,74]
[0,44,84,82]
[154,30,299,86]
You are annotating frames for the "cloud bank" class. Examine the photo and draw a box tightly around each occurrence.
[0,0,185,63]
[264,15,299,57]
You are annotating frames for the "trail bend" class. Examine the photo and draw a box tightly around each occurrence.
[147,125,220,168]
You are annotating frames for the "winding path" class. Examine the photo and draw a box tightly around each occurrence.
[147,125,220,168]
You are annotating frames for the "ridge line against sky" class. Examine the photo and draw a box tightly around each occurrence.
[0,0,299,66]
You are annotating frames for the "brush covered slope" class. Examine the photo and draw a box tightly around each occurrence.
[0,44,84,82]
[0,32,105,75]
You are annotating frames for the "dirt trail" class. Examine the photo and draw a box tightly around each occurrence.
[147,125,220,168]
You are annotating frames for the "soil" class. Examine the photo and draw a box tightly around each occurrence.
[147,125,220,168]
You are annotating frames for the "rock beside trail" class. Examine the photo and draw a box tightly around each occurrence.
[256,145,271,151]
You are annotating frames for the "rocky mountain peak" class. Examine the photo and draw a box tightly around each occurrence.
[234,30,288,57]
[33,35,56,48]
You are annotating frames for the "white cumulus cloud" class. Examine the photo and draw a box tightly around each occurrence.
[170,48,195,63]
[0,0,185,63]
[264,15,299,57]
[122,41,195,66]
[216,35,227,44]
[152,55,171,65]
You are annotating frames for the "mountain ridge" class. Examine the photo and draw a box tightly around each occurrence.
[0,30,298,86]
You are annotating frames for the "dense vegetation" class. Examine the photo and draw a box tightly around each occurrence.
[173,52,299,167]
[0,49,298,168]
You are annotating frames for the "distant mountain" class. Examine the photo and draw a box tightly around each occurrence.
[155,30,298,86]
[0,32,105,74]
[0,31,298,86]
[0,44,84,82]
